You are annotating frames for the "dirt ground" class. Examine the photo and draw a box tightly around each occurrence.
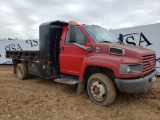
[0,66,160,120]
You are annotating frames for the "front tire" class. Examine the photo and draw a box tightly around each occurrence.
[87,73,116,106]
[16,63,28,80]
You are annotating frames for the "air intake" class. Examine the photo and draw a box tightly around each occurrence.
[109,46,125,55]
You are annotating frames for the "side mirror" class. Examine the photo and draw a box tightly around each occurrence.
[69,24,76,43]
[119,34,123,43]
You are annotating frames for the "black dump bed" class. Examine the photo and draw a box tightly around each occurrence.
[6,21,68,65]
[6,20,69,79]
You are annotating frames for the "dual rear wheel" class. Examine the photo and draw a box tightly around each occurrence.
[16,63,28,80]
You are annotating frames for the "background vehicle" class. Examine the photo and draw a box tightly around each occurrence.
[6,20,158,106]
[0,39,39,64]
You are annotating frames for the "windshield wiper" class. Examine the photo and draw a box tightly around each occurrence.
[99,41,112,43]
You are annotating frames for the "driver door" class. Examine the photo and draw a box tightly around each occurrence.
[60,26,88,76]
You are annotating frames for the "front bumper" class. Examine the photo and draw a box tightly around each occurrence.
[115,70,158,93]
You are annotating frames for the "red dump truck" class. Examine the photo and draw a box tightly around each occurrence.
[6,20,158,106]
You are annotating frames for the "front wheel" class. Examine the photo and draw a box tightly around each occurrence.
[87,73,116,106]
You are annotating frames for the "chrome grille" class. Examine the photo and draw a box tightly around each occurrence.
[142,54,156,72]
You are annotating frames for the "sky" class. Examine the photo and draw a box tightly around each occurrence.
[0,0,160,39]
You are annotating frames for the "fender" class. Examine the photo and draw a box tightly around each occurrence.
[79,57,119,82]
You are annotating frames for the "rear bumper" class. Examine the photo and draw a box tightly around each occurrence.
[115,70,158,93]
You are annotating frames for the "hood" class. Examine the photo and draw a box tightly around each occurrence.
[94,43,155,56]
[92,43,156,63]
[111,43,154,55]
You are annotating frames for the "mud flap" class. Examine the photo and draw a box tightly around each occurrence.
[77,80,86,94]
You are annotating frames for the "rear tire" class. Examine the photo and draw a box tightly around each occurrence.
[16,63,28,80]
[87,73,116,106]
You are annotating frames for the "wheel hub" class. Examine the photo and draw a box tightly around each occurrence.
[93,86,100,95]
[90,81,106,101]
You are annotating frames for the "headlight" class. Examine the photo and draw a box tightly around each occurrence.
[120,64,143,74]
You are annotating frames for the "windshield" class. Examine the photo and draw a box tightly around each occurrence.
[83,26,119,43]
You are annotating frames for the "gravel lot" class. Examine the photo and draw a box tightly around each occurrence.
[0,66,160,120]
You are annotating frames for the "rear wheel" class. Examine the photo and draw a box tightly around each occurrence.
[87,73,116,106]
[16,63,28,80]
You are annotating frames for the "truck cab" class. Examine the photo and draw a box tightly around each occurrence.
[6,20,158,106]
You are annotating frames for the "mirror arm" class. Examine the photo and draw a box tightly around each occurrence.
[73,43,92,52]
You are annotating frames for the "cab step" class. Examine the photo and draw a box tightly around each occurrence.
[54,75,79,85]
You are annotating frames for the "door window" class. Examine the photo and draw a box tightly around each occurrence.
[65,28,87,45]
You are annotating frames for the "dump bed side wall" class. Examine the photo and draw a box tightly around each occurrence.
[6,50,39,60]
[6,50,59,79]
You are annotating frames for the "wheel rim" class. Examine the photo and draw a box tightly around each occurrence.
[17,66,22,78]
[90,79,106,101]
